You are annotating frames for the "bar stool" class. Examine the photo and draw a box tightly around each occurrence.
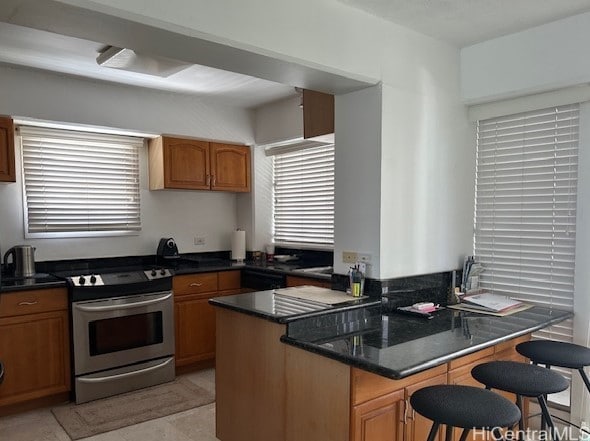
[516,340,590,393]
[410,384,521,441]
[471,360,569,440]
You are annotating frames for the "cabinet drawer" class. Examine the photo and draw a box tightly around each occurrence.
[218,270,241,292]
[0,288,68,318]
[173,273,218,296]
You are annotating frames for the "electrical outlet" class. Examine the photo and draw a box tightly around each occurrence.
[342,251,358,263]
[355,262,367,274]
[194,236,206,246]
[358,253,372,263]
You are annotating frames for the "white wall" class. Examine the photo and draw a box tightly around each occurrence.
[461,12,590,104]
[9,0,476,278]
[572,102,590,425]
[0,65,254,261]
[254,96,303,145]
[334,85,382,277]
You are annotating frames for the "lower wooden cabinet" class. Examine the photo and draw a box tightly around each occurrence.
[352,389,405,441]
[173,270,241,368]
[0,288,70,410]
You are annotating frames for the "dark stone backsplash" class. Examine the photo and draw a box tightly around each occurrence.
[333,270,459,313]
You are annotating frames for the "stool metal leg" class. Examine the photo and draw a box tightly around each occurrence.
[445,425,453,441]
[458,429,471,441]
[538,395,558,441]
[579,368,590,394]
[426,422,440,441]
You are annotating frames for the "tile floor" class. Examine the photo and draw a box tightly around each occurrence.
[0,369,220,441]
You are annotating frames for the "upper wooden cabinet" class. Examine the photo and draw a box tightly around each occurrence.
[210,142,251,192]
[149,136,250,192]
[0,116,16,183]
[303,89,334,143]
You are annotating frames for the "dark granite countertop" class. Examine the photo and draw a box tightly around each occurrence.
[0,274,67,293]
[210,290,380,323]
[0,258,330,293]
[281,305,573,379]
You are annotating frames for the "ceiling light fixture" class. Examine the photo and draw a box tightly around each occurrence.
[96,46,191,78]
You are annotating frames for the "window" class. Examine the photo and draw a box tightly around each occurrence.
[474,104,578,371]
[19,125,142,238]
[271,142,334,248]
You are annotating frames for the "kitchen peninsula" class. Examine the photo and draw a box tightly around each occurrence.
[210,291,572,441]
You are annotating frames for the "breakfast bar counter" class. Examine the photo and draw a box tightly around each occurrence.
[211,292,572,441]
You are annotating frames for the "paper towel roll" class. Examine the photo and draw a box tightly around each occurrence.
[231,230,246,262]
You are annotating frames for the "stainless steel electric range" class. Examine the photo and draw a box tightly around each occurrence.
[67,269,175,404]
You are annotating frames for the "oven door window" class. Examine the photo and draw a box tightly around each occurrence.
[88,312,163,356]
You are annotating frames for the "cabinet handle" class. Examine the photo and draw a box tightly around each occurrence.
[212,175,216,186]
[403,398,408,424]
[18,300,39,306]
[189,283,203,287]
[206,175,211,186]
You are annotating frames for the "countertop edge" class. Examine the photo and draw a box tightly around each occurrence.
[280,309,574,380]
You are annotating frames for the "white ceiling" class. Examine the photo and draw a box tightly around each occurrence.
[338,0,590,46]
[0,22,297,109]
[2,1,590,108]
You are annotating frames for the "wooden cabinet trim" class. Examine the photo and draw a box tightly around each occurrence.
[447,346,495,370]
[351,364,447,406]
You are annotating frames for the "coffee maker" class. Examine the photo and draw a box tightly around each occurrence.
[157,238,179,259]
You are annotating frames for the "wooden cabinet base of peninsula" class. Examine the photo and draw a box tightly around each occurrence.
[174,271,240,371]
[0,288,71,416]
[216,308,287,441]
[351,365,448,441]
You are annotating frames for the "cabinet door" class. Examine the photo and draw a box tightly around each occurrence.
[174,295,216,366]
[405,373,447,441]
[0,116,15,182]
[163,137,210,189]
[210,143,250,192]
[303,89,334,140]
[352,389,405,441]
[0,310,70,407]
[447,354,495,441]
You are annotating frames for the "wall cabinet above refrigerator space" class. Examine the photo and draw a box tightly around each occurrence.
[148,136,251,192]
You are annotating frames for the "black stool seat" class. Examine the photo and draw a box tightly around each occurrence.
[471,360,569,396]
[411,384,521,430]
[516,340,590,369]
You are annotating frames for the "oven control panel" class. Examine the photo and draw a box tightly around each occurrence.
[145,268,172,281]
[69,274,105,287]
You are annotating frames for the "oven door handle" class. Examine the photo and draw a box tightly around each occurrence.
[76,357,174,383]
[74,292,173,312]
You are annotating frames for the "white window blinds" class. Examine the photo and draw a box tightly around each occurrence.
[19,125,142,238]
[474,104,578,345]
[272,144,334,247]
